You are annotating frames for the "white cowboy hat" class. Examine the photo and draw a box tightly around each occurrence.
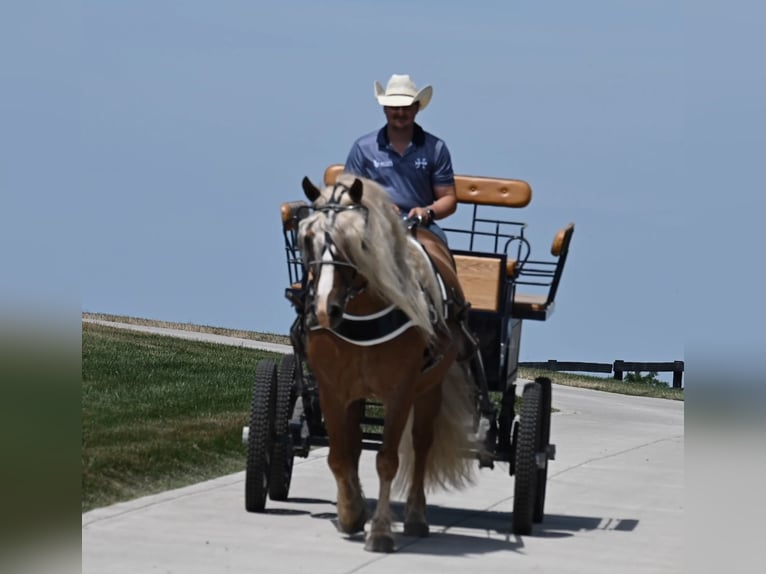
[373,74,433,110]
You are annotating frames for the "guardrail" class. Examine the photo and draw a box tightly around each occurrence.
[518,360,684,389]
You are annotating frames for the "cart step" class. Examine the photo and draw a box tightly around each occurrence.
[535,444,556,469]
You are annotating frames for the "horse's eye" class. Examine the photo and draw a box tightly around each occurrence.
[337,263,354,280]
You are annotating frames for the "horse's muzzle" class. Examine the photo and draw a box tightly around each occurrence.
[317,301,344,329]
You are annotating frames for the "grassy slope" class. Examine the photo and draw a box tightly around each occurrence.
[82,321,278,511]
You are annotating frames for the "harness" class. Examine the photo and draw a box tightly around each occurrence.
[310,305,415,347]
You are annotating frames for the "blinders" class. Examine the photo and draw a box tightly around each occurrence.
[298,186,370,321]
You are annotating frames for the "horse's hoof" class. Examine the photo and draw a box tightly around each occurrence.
[404,522,430,538]
[364,534,395,553]
[336,505,369,534]
[337,516,367,535]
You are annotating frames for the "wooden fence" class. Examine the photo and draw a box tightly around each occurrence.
[518,360,684,389]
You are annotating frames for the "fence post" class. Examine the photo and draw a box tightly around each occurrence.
[672,360,684,389]
[613,360,624,381]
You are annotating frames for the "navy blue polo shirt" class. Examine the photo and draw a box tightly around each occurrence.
[344,123,455,212]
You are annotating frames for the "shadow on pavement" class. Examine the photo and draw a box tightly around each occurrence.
[273,497,639,555]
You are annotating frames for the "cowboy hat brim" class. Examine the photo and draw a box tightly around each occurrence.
[374,81,432,111]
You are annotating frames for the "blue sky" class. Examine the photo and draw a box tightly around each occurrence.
[3,1,764,382]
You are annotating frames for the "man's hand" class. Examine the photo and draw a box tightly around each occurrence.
[407,206,432,222]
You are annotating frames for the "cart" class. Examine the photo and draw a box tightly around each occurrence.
[243,164,574,536]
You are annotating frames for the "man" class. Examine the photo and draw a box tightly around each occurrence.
[344,74,457,245]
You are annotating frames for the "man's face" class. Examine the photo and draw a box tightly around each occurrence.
[383,102,419,130]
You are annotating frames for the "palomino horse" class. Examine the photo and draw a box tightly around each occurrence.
[296,173,478,553]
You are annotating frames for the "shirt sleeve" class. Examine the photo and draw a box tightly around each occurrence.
[344,142,365,176]
[432,139,455,186]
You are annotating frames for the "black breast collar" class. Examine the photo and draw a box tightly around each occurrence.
[309,305,414,346]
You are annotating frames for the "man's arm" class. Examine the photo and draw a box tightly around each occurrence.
[407,138,457,221]
[407,184,456,222]
[430,184,458,219]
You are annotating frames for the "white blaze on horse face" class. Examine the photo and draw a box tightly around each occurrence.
[315,245,335,328]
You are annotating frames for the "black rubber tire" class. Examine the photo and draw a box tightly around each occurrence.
[533,377,552,523]
[268,354,297,501]
[245,359,277,512]
[512,381,543,535]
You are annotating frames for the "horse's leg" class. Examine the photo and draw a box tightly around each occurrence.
[403,383,441,537]
[344,399,367,527]
[366,395,413,553]
[322,393,368,534]
[347,399,365,477]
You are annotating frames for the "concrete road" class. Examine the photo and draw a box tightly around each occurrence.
[82,318,293,354]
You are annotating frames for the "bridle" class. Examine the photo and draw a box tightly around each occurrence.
[301,182,371,315]
[305,231,367,304]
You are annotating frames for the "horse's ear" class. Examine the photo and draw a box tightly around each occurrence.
[349,178,363,204]
[302,176,321,202]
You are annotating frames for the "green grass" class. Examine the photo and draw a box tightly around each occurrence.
[81,322,278,512]
[519,368,685,401]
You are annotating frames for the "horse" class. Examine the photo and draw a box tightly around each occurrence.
[295,173,479,553]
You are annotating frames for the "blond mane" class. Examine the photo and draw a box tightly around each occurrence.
[298,173,444,340]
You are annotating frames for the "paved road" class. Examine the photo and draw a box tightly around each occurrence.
[82,322,684,573]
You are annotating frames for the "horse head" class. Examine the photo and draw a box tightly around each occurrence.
[298,176,369,329]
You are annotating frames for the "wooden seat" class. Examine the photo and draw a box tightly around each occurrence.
[511,223,575,321]
[453,254,505,312]
[511,293,548,317]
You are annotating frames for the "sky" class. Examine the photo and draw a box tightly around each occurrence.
[3,1,765,384]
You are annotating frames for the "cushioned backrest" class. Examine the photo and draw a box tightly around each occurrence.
[280,201,309,230]
[323,164,532,208]
[550,223,575,256]
[454,175,531,208]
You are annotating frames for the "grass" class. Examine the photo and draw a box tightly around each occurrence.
[81,312,683,512]
[519,368,685,401]
[81,321,279,512]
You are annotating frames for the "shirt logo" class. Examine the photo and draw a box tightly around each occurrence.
[414,158,428,170]
[373,159,393,168]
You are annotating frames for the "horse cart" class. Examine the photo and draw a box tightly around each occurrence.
[243,164,574,546]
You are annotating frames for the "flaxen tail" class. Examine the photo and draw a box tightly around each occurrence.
[395,363,479,495]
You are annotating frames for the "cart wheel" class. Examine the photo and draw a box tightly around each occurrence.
[268,354,297,501]
[512,381,543,535]
[245,359,277,512]
[533,377,553,523]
